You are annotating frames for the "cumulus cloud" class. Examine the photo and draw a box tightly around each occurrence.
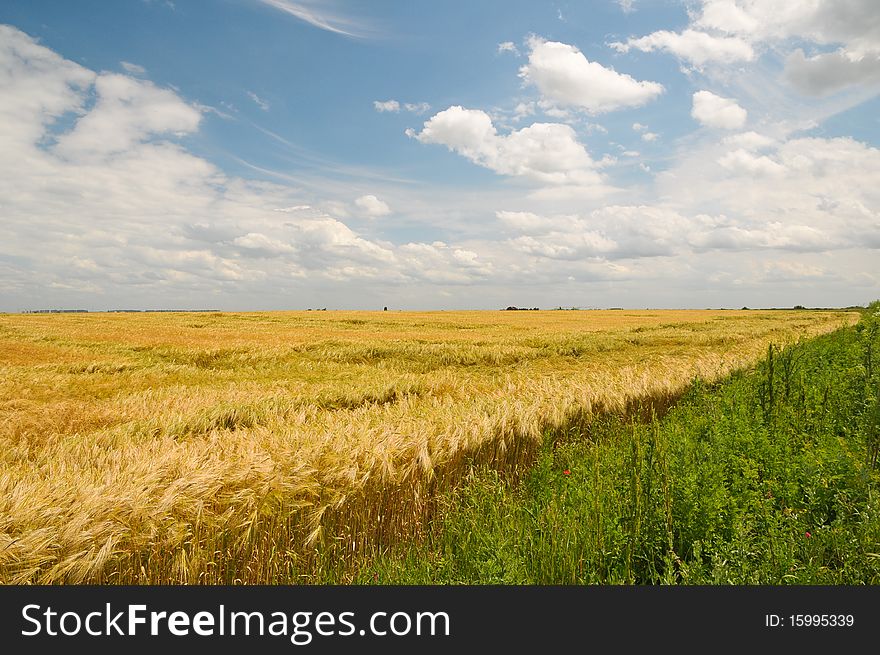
[690,220,830,252]
[497,206,692,260]
[519,37,663,114]
[691,90,747,129]
[355,194,391,217]
[607,0,880,101]
[397,241,493,283]
[512,101,536,122]
[609,29,754,67]
[494,130,880,283]
[496,203,845,265]
[621,0,880,94]
[717,148,786,177]
[656,134,880,257]
[694,0,880,51]
[232,232,296,256]
[411,105,608,191]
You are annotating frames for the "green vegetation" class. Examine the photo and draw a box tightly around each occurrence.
[363,302,880,584]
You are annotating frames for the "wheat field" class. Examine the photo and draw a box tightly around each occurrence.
[0,308,857,584]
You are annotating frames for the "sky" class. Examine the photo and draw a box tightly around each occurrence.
[0,0,878,311]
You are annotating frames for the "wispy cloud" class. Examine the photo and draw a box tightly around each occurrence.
[373,99,399,112]
[257,0,372,38]
[247,90,270,111]
[404,102,431,114]
[373,99,431,114]
[120,61,146,76]
[497,41,520,56]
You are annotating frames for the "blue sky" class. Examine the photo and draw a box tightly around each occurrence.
[1,0,878,310]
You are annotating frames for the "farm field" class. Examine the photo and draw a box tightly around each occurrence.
[0,308,859,583]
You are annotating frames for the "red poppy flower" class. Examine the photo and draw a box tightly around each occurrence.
[805,531,811,538]
[563,469,571,475]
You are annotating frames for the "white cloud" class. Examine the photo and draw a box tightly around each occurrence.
[0,25,96,147]
[694,0,762,36]
[232,232,295,255]
[656,134,880,256]
[508,233,616,260]
[537,100,573,120]
[274,204,312,213]
[642,132,659,142]
[412,105,608,191]
[519,37,664,114]
[120,61,146,75]
[397,241,493,283]
[498,206,691,260]
[355,194,391,217]
[691,90,747,129]
[759,261,826,281]
[609,29,754,67]
[608,1,880,98]
[375,100,430,114]
[498,41,520,55]
[257,0,370,38]
[694,0,880,51]
[493,131,880,291]
[693,0,880,96]
[513,101,536,121]
[722,131,776,150]
[496,210,551,233]
[617,0,635,14]
[53,73,202,160]
[373,99,400,112]
[718,148,787,177]
[247,91,270,111]
[632,122,647,131]
[404,102,431,114]
[690,220,830,252]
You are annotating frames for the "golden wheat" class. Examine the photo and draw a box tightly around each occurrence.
[0,309,857,583]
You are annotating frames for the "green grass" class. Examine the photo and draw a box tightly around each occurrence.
[359,302,880,584]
